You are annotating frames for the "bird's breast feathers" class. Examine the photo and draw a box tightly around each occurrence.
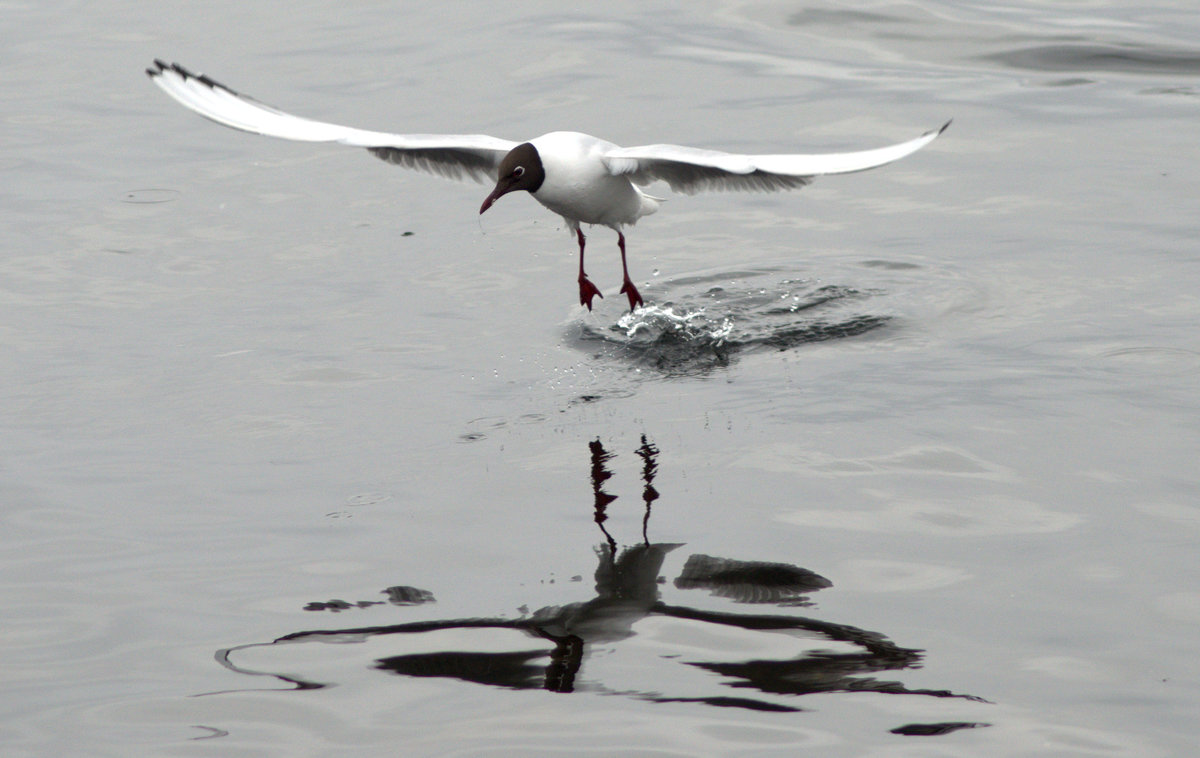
[529,133,652,228]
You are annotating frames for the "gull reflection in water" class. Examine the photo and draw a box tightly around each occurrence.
[208,436,988,730]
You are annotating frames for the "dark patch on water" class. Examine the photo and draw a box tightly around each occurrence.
[787,9,911,27]
[304,585,434,612]
[382,585,436,606]
[649,696,803,712]
[1141,85,1198,96]
[984,43,1200,75]
[572,268,891,375]
[120,188,180,204]
[891,721,991,736]
[860,259,922,271]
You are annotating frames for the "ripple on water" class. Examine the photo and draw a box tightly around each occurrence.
[1088,346,1200,376]
[572,267,891,374]
[983,43,1200,76]
[780,495,1082,536]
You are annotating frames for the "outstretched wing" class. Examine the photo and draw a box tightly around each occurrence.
[146,60,517,183]
[602,121,950,194]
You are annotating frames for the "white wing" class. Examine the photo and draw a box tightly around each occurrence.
[147,60,517,183]
[602,121,950,194]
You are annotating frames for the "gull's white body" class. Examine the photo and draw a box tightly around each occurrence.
[147,60,948,309]
[528,132,661,229]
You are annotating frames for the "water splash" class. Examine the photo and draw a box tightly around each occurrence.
[573,268,891,374]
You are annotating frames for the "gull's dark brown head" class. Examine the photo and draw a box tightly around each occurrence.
[479,143,545,214]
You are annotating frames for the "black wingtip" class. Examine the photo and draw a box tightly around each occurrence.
[938,118,953,135]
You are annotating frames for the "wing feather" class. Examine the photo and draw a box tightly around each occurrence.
[603,121,949,195]
[147,60,516,184]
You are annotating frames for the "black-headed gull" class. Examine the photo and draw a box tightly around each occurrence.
[147,60,948,311]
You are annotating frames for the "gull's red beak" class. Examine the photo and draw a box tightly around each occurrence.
[479,187,504,215]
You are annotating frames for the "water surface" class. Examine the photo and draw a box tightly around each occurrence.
[3,1,1199,756]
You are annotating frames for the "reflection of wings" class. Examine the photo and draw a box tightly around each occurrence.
[652,603,989,703]
[377,649,551,690]
[210,594,986,706]
[674,554,832,605]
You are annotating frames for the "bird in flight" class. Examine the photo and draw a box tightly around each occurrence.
[147,60,948,312]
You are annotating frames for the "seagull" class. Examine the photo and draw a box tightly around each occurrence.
[147,60,948,312]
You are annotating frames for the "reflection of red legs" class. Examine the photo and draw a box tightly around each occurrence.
[576,228,603,310]
[617,232,644,311]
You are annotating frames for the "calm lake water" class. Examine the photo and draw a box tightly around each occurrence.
[4,1,1199,756]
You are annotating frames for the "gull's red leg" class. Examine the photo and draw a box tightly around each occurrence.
[576,227,603,310]
[617,231,644,311]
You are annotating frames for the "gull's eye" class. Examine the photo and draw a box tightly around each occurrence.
[512,166,525,177]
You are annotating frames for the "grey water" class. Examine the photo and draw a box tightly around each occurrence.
[3,1,1199,756]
